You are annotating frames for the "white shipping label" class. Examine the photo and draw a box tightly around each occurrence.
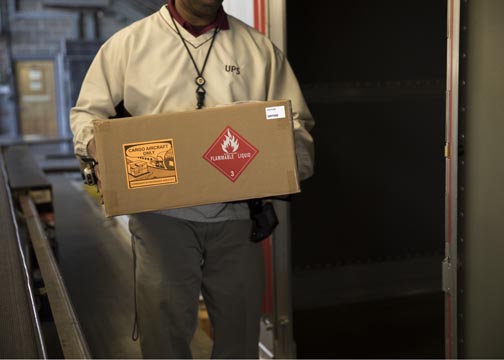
[265,106,286,120]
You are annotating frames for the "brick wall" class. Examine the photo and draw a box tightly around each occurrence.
[10,13,78,57]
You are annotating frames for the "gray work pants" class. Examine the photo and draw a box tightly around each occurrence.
[129,213,265,359]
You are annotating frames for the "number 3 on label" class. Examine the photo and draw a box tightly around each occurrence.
[230,170,235,177]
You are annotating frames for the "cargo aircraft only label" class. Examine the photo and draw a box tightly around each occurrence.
[122,139,178,189]
[203,126,258,182]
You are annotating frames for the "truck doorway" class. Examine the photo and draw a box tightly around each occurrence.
[286,1,447,358]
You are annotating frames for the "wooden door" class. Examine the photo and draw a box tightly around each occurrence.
[15,60,58,136]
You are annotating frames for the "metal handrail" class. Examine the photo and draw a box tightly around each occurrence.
[20,195,91,359]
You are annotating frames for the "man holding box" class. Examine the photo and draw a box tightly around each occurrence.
[70,0,314,358]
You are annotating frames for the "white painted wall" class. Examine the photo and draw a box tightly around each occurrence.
[223,0,254,27]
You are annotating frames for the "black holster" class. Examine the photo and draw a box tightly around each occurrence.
[248,199,279,242]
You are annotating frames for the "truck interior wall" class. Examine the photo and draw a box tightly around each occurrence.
[460,0,504,357]
[286,1,447,357]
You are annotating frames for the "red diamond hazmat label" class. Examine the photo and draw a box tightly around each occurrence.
[203,126,258,182]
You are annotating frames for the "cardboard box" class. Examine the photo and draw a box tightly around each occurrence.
[93,100,300,216]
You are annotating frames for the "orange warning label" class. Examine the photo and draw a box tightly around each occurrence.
[122,139,178,189]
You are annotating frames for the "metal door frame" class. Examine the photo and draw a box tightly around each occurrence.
[264,1,297,358]
[444,0,460,358]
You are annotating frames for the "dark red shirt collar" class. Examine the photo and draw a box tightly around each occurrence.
[167,0,229,37]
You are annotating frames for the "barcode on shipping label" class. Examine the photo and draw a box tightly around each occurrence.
[265,106,286,120]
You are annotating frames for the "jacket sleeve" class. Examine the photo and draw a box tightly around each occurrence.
[69,38,125,157]
[266,45,315,182]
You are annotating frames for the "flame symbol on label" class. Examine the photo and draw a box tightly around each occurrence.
[221,129,239,154]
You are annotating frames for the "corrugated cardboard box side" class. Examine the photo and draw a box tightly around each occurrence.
[93,99,300,217]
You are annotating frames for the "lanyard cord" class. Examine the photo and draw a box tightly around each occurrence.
[168,8,219,109]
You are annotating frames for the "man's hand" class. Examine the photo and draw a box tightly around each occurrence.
[87,137,97,159]
[87,138,103,203]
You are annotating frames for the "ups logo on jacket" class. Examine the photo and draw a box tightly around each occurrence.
[225,65,240,75]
